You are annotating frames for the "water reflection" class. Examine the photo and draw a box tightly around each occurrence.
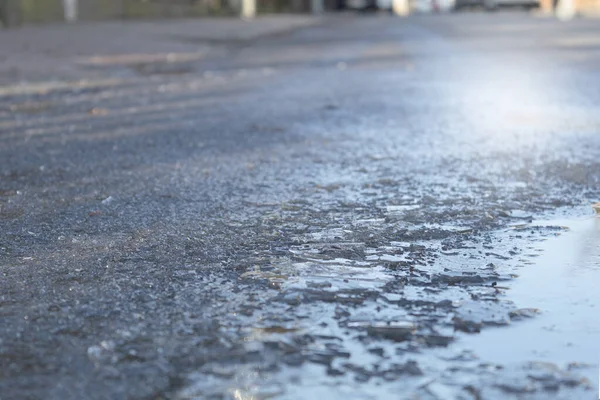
[462,211,600,388]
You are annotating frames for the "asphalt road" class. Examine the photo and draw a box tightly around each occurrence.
[1,12,600,400]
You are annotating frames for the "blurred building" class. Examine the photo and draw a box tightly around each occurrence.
[0,0,344,25]
[575,0,600,14]
[1,0,599,26]
[3,0,237,24]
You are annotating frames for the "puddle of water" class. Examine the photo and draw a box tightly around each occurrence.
[461,216,600,386]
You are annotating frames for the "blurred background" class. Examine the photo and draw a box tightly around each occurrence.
[1,0,599,27]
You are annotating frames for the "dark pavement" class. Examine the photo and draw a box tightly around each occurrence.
[1,13,600,400]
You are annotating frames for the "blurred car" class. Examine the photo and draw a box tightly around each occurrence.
[454,0,481,8]
[411,0,457,12]
[345,0,378,9]
[432,0,457,11]
[455,0,538,9]
[483,0,539,9]
[376,0,393,10]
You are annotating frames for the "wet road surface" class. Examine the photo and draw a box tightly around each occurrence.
[1,13,600,400]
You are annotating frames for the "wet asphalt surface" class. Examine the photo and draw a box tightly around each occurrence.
[1,12,600,400]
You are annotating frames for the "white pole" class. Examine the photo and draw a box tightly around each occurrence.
[63,0,78,22]
[392,0,409,16]
[556,0,576,20]
[241,0,256,19]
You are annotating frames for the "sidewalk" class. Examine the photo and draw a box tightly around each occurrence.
[0,15,321,85]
